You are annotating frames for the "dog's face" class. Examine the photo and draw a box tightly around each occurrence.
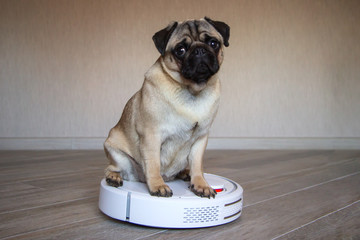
[153,17,230,91]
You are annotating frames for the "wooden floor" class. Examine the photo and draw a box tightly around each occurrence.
[0,150,359,239]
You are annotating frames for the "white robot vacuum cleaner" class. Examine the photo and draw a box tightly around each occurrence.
[99,173,243,228]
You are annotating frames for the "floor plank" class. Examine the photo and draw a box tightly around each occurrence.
[3,217,166,240]
[274,200,360,240]
[0,172,101,213]
[0,197,98,239]
[242,158,360,206]
[0,150,359,240]
[0,151,105,183]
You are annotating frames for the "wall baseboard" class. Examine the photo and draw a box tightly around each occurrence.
[0,137,359,150]
[207,137,360,150]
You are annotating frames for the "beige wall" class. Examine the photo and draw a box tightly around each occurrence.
[1,0,360,149]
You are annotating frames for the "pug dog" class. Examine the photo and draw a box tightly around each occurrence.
[104,17,230,198]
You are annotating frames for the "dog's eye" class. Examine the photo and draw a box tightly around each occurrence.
[174,45,186,57]
[208,39,220,50]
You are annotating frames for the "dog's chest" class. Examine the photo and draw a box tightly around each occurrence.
[161,113,204,142]
[158,116,205,178]
[158,89,219,177]
[160,89,218,140]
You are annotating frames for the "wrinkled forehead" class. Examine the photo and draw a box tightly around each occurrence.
[169,19,221,45]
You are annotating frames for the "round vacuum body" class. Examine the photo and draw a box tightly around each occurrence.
[99,173,243,228]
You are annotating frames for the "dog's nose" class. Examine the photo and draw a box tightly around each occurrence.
[194,47,207,56]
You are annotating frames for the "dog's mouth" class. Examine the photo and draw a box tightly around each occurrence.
[193,64,213,83]
[182,60,219,84]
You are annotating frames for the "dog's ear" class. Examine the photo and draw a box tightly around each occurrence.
[204,17,230,47]
[152,21,178,56]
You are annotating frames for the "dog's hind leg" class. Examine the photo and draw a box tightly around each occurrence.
[104,141,137,187]
[105,166,123,187]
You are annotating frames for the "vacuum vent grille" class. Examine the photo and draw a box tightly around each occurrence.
[183,206,219,223]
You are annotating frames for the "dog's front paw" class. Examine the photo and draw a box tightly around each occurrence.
[149,184,173,197]
[190,176,216,199]
[106,172,123,187]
